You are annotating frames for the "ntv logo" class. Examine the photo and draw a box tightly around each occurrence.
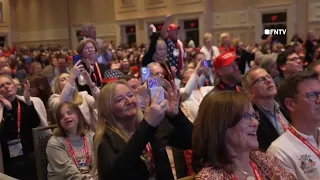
[264,29,287,35]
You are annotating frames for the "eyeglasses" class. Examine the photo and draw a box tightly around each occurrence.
[83,46,96,51]
[287,57,301,62]
[250,74,272,87]
[242,111,260,122]
[305,92,320,101]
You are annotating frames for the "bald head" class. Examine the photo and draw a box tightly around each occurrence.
[82,23,96,39]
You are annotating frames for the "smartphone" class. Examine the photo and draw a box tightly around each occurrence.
[148,77,164,104]
[73,55,82,65]
[204,60,213,68]
[141,67,151,84]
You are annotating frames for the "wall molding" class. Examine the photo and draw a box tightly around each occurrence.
[145,0,167,10]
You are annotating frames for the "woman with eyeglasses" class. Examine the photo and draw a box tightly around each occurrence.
[46,102,95,180]
[192,91,296,180]
[76,38,107,95]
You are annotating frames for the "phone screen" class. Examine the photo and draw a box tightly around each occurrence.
[204,60,213,68]
[141,67,151,84]
[148,78,164,104]
[73,55,82,65]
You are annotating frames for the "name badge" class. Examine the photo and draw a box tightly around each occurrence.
[173,49,180,57]
[8,139,24,158]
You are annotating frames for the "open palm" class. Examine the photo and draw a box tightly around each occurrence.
[164,80,180,117]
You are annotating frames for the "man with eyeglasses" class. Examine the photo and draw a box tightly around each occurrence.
[267,71,320,180]
[273,49,303,87]
[242,67,290,152]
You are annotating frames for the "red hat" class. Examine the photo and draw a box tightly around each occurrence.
[168,23,180,31]
[214,52,236,71]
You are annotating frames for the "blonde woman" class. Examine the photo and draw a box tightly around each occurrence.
[93,80,193,179]
[46,102,95,180]
[218,32,235,53]
[200,32,220,61]
[48,61,99,131]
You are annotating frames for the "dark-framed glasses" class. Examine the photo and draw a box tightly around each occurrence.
[250,74,272,87]
[242,111,260,122]
[306,92,320,101]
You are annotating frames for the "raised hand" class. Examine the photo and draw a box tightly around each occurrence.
[70,60,84,80]
[149,24,156,33]
[23,80,31,105]
[0,95,12,110]
[144,90,168,127]
[170,66,177,78]
[163,79,180,117]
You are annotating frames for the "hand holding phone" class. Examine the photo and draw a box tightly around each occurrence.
[148,78,164,104]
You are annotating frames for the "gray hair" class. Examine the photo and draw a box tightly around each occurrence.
[260,54,277,73]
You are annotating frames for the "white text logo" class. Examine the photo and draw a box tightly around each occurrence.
[264,29,287,35]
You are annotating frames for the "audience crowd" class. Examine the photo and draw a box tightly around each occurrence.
[0,14,320,180]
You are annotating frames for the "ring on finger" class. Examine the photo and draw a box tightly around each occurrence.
[159,102,166,108]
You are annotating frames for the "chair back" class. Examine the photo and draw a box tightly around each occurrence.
[33,125,57,180]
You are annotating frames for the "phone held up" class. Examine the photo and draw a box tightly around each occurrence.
[147,77,164,104]
[73,55,82,65]
[141,67,151,84]
[204,59,213,68]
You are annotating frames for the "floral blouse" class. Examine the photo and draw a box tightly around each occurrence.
[195,151,297,180]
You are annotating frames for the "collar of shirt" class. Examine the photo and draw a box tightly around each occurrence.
[289,126,320,148]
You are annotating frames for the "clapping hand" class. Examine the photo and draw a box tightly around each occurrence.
[0,95,12,110]
[163,79,180,117]
[144,90,168,127]
[23,80,31,105]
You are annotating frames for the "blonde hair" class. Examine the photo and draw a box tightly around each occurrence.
[203,32,213,44]
[92,80,143,174]
[29,62,42,75]
[152,39,167,62]
[53,73,83,105]
[220,32,230,46]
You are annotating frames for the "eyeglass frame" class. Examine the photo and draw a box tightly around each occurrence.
[250,74,273,87]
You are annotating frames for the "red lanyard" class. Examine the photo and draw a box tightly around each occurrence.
[17,101,21,139]
[92,62,102,86]
[65,136,91,168]
[232,160,263,180]
[278,114,287,131]
[145,143,155,169]
[288,126,320,158]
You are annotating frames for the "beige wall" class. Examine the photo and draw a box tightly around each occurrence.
[9,0,116,48]
[4,0,320,48]
[0,0,11,44]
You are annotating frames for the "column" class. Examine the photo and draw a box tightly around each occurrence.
[204,0,213,33]
[295,0,308,38]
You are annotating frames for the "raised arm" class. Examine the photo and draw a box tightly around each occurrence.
[160,15,172,39]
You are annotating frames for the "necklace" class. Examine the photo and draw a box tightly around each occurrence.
[236,168,256,180]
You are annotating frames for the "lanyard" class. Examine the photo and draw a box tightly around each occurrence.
[145,143,155,169]
[278,114,287,131]
[232,160,263,180]
[17,101,21,139]
[65,136,91,168]
[288,126,320,158]
[95,62,102,85]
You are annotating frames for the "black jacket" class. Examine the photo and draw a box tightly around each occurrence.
[253,104,291,152]
[97,109,193,180]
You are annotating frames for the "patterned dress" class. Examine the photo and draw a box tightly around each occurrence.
[195,151,297,180]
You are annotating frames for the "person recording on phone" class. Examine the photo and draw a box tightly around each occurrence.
[75,38,107,95]
[180,59,213,122]
[93,79,193,180]
[48,60,100,132]
[0,76,50,179]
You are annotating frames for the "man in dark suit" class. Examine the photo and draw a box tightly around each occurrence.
[242,67,290,152]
